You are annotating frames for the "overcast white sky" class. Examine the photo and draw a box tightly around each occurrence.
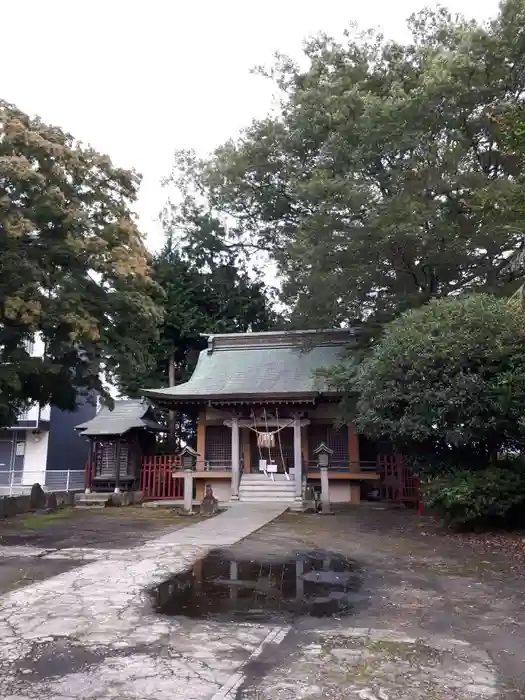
[2,0,500,250]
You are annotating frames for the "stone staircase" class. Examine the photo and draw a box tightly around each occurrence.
[74,492,111,510]
[238,473,296,504]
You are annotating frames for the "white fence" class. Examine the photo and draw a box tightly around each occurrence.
[0,470,85,496]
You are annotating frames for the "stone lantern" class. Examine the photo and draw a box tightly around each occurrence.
[179,446,199,470]
[176,446,200,514]
[313,442,334,515]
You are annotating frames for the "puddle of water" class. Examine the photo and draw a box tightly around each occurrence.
[149,550,363,622]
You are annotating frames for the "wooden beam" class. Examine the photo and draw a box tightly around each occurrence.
[224,418,310,428]
[307,472,379,480]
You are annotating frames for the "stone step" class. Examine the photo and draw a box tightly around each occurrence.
[240,480,295,487]
[241,473,293,481]
[241,477,294,481]
[240,478,295,484]
[239,490,295,498]
[74,503,107,510]
[239,496,295,503]
[74,492,111,504]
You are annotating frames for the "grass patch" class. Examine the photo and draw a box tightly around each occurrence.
[14,509,75,529]
[97,505,198,521]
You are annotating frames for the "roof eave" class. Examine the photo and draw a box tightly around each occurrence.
[145,390,344,406]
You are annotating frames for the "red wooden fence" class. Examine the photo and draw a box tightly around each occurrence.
[377,454,419,504]
[140,455,185,500]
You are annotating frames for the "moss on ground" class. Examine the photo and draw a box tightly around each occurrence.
[14,510,75,529]
[1,505,203,530]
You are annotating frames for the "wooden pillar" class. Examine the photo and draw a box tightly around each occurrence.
[242,428,251,474]
[293,415,302,500]
[350,483,361,504]
[196,411,206,471]
[86,439,94,493]
[231,415,240,499]
[114,439,121,493]
[348,422,360,471]
[301,425,309,469]
[195,413,206,501]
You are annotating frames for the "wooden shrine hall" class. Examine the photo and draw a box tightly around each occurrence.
[142,329,412,507]
[77,400,163,493]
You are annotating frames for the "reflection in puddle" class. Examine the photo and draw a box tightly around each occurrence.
[150,550,363,621]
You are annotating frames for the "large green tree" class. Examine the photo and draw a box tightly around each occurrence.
[116,203,277,449]
[0,100,161,426]
[118,220,276,397]
[182,0,525,331]
[354,294,525,473]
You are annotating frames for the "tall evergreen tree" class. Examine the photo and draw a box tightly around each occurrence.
[115,201,277,448]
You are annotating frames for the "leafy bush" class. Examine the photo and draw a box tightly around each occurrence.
[423,465,525,530]
[354,294,525,471]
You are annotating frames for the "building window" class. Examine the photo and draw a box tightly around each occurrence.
[309,425,349,464]
[205,426,232,465]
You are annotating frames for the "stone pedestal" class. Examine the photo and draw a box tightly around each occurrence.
[183,469,193,513]
[320,467,333,515]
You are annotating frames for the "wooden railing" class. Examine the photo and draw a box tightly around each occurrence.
[141,455,185,500]
[202,460,232,471]
[305,460,379,473]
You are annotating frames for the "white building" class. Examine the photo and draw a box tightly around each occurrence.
[0,335,96,492]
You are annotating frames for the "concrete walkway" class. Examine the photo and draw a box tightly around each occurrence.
[0,504,287,700]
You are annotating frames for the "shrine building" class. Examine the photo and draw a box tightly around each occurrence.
[142,329,389,507]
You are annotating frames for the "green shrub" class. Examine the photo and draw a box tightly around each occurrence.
[422,465,525,530]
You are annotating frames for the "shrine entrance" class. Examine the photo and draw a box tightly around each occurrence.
[250,426,294,474]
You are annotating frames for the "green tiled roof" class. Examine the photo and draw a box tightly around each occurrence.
[143,329,355,404]
[75,399,163,436]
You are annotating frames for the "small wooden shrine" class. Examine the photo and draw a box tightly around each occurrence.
[76,399,163,492]
[143,329,385,505]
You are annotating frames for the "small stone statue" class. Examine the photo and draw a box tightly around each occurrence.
[29,483,46,510]
[200,484,219,516]
[45,492,59,513]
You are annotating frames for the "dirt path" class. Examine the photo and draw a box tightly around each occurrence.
[229,507,525,699]
[0,504,523,699]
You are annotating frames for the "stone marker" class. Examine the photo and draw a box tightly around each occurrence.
[200,484,219,516]
[29,483,46,510]
[45,492,58,512]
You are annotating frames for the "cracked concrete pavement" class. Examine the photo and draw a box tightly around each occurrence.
[0,504,288,699]
[0,504,524,699]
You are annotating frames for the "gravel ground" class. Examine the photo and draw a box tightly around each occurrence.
[229,506,525,699]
